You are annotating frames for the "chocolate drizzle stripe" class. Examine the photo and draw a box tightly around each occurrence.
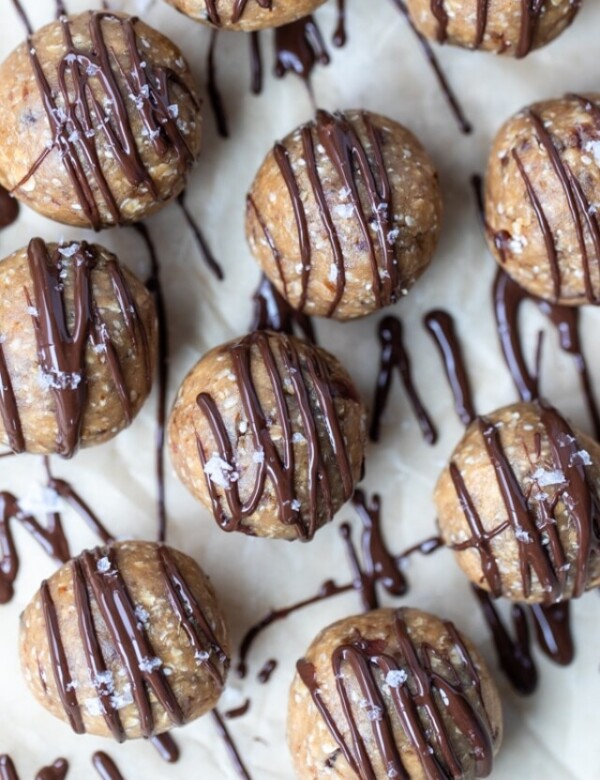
[0,342,25,453]
[273,16,329,81]
[251,274,316,344]
[41,579,86,734]
[0,185,19,231]
[1,755,69,780]
[176,193,224,280]
[207,30,229,139]
[157,544,229,684]
[80,547,184,736]
[370,316,437,445]
[298,611,494,780]
[15,239,152,458]
[14,12,198,229]
[333,0,347,46]
[450,404,600,601]
[92,752,125,780]
[149,734,180,764]
[196,332,354,540]
[424,309,476,426]
[10,0,33,35]
[390,0,472,134]
[264,110,399,316]
[493,269,600,440]
[211,711,253,780]
[0,459,113,604]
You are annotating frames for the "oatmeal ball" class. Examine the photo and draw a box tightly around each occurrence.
[485,94,600,305]
[0,11,202,230]
[0,238,157,457]
[164,0,328,31]
[20,540,230,741]
[246,109,442,321]
[435,401,600,603]
[168,330,366,540]
[288,607,503,780]
[405,0,580,57]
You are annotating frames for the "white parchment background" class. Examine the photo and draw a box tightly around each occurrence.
[0,0,599,777]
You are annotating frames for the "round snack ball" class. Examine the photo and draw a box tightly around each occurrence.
[485,94,600,305]
[435,401,600,603]
[20,540,230,741]
[405,0,580,57]
[0,238,157,457]
[165,0,328,30]
[246,109,442,320]
[288,607,503,780]
[168,330,366,541]
[0,11,202,230]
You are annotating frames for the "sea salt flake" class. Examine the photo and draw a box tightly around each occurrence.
[59,243,80,257]
[385,669,407,688]
[204,455,238,488]
[195,650,210,664]
[252,449,265,464]
[291,499,302,512]
[292,432,306,444]
[532,467,566,487]
[96,557,112,573]
[139,656,162,673]
[514,527,532,544]
[570,450,592,467]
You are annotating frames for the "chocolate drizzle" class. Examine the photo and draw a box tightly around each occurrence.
[390,0,472,134]
[195,331,355,540]
[0,459,113,604]
[14,12,198,230]
[450,403,600,601]
[237,491,444,677]
[251,274,316,343]
[267,110,401,316]
[10,0,33,35]
[92,752,126,780]
[149,734,180,764]
[176,193,224,280]
[493,269,600,440]
[41,543,228,739]
[274,16,329,80]
[371,316,437,444]
[0,186,19,231]
[429,0,579,57]
[211,711,253,780]
[205,0,272,27]
[472,587,574,695]
[297,609,495,780]
[333,0,347,46]
[0,756,69,780]
[0,239,151,457]
[424,310,476,426]
[224,698,251,719]
[505,102,600,304]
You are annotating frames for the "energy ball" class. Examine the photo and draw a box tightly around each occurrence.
[168,330,366,541]
[20,540,230,741]
[405,0,580,57]
[485,94,600,305]
[164,0,328,32]
[435,401,600,604]
[0,11,202,230]
[0,238,156,457]
[288,607,503,780]
[246,109,442,321]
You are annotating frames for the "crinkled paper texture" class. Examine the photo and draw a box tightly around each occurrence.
[0,0,599,777]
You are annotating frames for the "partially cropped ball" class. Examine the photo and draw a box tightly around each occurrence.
[485,94,600,305]
[20,541,230,741]
[246,109,442,320]
[435,401,600,603]
[168,330,366,540]
[406,0,580,57]
[288,607,503,780]
[0,239,156,457]
[0,11,202,229]
[165,0,328,31]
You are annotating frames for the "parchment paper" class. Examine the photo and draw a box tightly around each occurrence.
[1,0,599,777]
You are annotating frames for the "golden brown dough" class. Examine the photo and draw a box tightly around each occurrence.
[288,607,503,780]
[405,0,580,57]
[0,239,156,457]
[20,540,230,740]
[0,11,202,229]
[435,401,600,603]
[168,330,366,540]
[485,94,600,305]
[246,109,442,321]
[164,0,328,31]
